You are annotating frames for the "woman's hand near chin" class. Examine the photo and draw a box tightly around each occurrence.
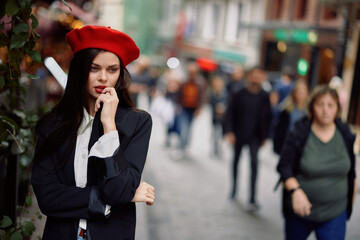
[95,87,119,133]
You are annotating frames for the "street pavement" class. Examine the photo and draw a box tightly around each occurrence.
[135,103,360,240]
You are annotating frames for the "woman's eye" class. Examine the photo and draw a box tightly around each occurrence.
[315,103,323,108]
[108,68,119,73]
[90,66,99,71]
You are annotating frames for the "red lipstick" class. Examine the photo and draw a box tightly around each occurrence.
[95,85,106,93]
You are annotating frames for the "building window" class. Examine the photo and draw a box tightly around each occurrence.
[203,1,225,40]
[236,2,243,39]
[185,3,202,38]
[323,6,337,20]
[273,0,284,20]
[160,1,170,22]
[211,3,221,37]
[294,0,308,20]
[225,0,251,44]
[160,0,181,28]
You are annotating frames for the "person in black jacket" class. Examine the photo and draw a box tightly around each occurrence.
[277,85,357,240]
[273,80,309,154]
[224,66,272,211]
[31,26,155,240]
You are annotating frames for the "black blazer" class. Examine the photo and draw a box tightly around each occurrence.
[31,107,152,240]
[224,87,272,143]
[273,110,290,154]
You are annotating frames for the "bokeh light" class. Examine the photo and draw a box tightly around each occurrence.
[167,57,180,69]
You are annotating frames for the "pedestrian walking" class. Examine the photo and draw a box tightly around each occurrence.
[163,71,182,148]
[276,85,357,240]
[175,62,206,158]
[226,64,245,101]
[224,66,272,211]
[151,69,182,147]
[270,66,296,138]
[209,75,228,158]
[273,79,309,154]
[128,56,152,107]
[273,66,296,107]
[31,25,155,240]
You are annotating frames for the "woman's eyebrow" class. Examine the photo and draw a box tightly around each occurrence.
[91,63,119,67]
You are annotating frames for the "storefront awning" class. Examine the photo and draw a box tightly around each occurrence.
[196,57,218,72]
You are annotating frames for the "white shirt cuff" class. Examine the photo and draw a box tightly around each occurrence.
[79,219,87,230]
[89,130,120,158]
[105,204,111,216]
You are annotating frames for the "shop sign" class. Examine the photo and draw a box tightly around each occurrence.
[274,29,318,44]
[214,50,246,63]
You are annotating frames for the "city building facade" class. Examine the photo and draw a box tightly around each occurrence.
[173,0,267,68]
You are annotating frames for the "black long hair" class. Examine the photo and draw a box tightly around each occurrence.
[34,48,135,170]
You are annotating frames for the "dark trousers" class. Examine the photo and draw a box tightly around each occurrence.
[285,210,347,240]
[231,138,260,203]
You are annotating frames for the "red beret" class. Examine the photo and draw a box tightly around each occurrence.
[65,25,140,66]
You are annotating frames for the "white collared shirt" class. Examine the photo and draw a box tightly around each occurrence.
[74,108,119,229]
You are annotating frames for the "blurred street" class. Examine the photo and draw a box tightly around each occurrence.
[135,98,360,240]
[3,1,360,239]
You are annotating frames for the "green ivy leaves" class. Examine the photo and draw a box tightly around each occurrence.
[5,0,20,17]
[10,231,22,240]
[0,1,40,239]
[27,50,41,63]
[0,216,12,228]
[20,221,35,237]
[8,22,41,62]
[10,32,28,50]
[0,215,36,240]
[13,23,29,33]
[30,14,38,29]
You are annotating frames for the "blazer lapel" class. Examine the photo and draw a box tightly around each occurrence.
[88,111,103,151]
[87,111,102,185]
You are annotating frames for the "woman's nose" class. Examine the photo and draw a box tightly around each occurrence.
[99,70,107,81]
[323,105,332,113]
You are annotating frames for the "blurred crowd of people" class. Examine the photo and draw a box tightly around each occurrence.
[130,57,356,240]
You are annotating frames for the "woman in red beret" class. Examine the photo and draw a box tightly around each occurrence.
[31,25,154,240]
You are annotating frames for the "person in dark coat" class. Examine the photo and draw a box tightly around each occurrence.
[273,80,308,154]
[31,26,155,240]
[277,85,357,240]
[224,66,272,211]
